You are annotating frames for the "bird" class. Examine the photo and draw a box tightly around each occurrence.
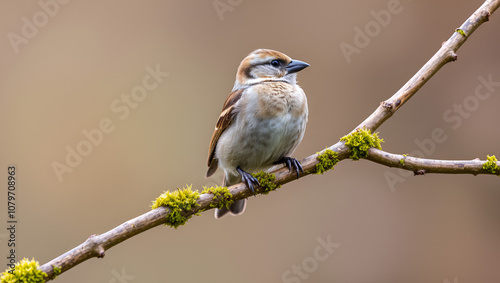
[206,49,309,218]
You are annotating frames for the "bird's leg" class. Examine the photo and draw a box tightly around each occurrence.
[236,166,260,194]
[274,157,303,179]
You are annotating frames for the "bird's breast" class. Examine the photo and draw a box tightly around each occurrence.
[248,82,307,119]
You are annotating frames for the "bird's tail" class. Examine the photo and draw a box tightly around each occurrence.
[214,173,246,219]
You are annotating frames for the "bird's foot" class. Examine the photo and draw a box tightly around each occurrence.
[275,157,303,179]
[236,166,260,194]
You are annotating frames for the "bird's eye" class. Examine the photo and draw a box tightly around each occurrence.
[270,60,281,68]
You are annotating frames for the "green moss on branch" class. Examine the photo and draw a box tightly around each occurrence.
[1,258,47,283]
[340,128,384,160]
[151,185,200,228]
[314,149,339,174]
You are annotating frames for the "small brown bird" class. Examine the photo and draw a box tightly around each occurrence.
[206,49,309,218]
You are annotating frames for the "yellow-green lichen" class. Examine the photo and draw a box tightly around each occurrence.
[51,265,61,279]
[252,172,280,195]
[1,258,47,283]
[455,28,467,37]
[399,154,408,166]
[201,186,234,209]
[340,128,384,160]
[483,155,499,175]
[315,149,339,174]
[151,185,200,228]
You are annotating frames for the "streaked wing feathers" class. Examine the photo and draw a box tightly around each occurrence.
[206,89,244,173]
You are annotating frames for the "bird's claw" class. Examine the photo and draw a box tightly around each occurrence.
[237,166,260,194]
[276,157,303,179]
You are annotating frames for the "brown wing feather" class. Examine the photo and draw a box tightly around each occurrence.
[206,89,244,176]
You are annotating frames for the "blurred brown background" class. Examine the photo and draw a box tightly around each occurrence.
[1,0,499,282]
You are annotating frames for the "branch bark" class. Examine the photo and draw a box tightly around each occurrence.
[354,0,496,133]
[37,0,500,280]
[366,148,498,176]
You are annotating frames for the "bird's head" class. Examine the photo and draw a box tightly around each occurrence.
[233,49,309,90]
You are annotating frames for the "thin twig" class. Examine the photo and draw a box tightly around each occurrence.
[38,0,500,280]
[354,0,497,133]
[366,148,499,176]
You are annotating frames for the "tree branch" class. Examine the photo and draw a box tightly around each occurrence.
[34,0,500,281]
[366,148,500,176]
[353,0,497,133]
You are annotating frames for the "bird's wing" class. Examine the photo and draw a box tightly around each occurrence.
[206,88,244,177]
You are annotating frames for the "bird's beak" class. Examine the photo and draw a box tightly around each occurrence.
[286,60,309,74]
